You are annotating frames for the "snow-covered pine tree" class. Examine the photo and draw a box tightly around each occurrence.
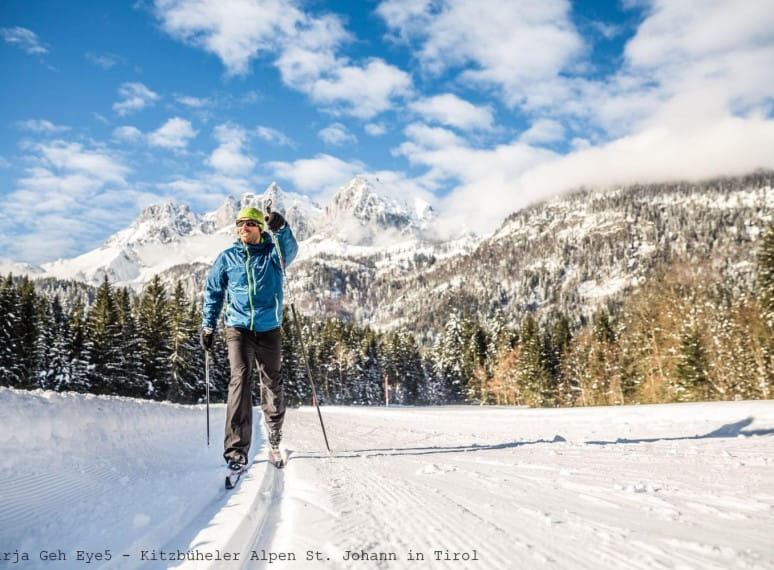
[137,275,172,400]
[65,297,89,392]
[432,310,469,403]
[759,222,774,327]
[115,287,149,397]
[167,281,198,402]
[517,314,554,407]
[83,276,123,395]
[0,275,24,387]
[16,277,40,388]
[35,295,64,390]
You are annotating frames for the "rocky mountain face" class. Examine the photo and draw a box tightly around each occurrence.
[285,172,773,339]
[24,171,774,339]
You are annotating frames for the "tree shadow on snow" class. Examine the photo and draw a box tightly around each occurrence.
[289,417,774,459]
[585,416,774,446]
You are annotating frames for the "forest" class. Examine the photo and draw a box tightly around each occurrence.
[1,218,772,407]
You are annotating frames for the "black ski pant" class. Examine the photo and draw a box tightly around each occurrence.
[224,326,285,464]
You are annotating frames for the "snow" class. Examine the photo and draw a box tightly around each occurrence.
[1,387,773,569]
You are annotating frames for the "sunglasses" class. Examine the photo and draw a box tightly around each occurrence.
[236,220,261,228]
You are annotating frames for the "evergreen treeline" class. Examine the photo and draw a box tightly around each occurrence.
[0,274,439,406]
[2,220,772,408]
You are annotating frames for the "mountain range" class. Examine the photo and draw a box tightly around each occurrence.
[5,171,773,336]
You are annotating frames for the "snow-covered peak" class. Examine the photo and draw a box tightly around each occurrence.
[319,176,431,244]
[202,183,321,240]
[106,200,203,247]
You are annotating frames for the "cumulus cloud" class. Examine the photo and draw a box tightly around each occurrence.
[113,82,160,116]
[175,95,211,108]
[304,58,412,119]
[1,26,48,54]
[377,0,583,108]
[255,125,294,147]
[318,123,357,146]
[152,0,304,75]
[364,122,388,136]
[112,126,144,143]
[519,119,565,144]
[409,93,494,131]
[1,140,135,262]
[266,153,364,197]
[154,0,411,118]
[148,117,198,149]
[208,123,256,175]
[16,119,70,134]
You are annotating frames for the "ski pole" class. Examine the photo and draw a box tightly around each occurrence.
[266,200,332,454]
[205,351,211,446]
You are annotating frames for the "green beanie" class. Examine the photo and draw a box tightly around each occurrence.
[236,207,265,229]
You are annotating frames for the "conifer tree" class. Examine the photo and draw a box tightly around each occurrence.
[16,277,40,387]
[66,297,89,392]
[115,287,149,397]
[168,281,198,402]
[83,276,123,394]
[675,326,712,401]
[137,275,172,399]
[759,222,774,327]
[0,275,23,387]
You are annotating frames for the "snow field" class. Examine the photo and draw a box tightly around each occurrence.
[1,388,773,569]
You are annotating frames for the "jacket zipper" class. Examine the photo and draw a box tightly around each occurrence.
[244,243,255,331]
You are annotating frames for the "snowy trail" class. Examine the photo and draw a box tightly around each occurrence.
[1,389,773,569]
[271,404,774,569]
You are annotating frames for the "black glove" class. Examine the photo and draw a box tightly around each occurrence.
[266,211,286,232]
[200,328,214,351]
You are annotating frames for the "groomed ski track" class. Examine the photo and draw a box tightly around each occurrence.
[1,388,774,569]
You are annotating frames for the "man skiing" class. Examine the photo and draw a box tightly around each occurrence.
[200,206,298,480]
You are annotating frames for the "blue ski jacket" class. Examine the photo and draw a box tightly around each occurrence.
[202,225,298,332]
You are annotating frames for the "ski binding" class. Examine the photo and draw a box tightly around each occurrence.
[225,463,248,489]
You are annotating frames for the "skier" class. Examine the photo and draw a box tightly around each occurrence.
[200,206,298,479]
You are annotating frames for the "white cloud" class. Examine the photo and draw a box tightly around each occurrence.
[208,123,256,175]
[113,82,160,116]
[85,52,123,69]
[401,114,774,237]
[266,153,364,197]
[31,141,130,184]
[175,95,211,108]
[364,122,388,136]
[16,119,70,134]
[408,93,494,131]
[401,123,464,149]
[148,117,198,149]
[377,0,584,108]
[255,125,294,147]
[152,0,304,76]
[1,26,48,54]
[318,123,357,146]
[519,119,565,144]
[155,1,411,118]
[112,126,144,143]
[309,59,412,119]
[2,140,135,262]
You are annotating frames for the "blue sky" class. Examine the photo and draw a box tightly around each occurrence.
[2,0,774,264]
